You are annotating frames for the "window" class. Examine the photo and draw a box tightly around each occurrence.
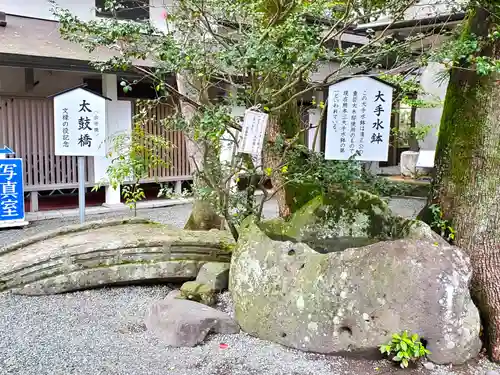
[95,0,150,21]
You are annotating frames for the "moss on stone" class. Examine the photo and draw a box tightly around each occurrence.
[219,241,236,253]
[256,190,422,253]
[180,281,216,305]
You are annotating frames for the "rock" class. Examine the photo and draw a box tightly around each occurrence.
[145,295,240,347]
[229,223,481,366]
[404,220,448,245]
[184,200,223,230]
[180,281,216,306]
[196,262,230,291]
[0,218,233,295]
[485,371,500,375]
[423,362,435,370]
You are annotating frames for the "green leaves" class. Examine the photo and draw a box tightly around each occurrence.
[429,204,456,243]
[380,330,431,369]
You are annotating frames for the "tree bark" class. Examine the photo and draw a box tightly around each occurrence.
[265,115,292,218]
[430,6,500,361]
[263,99,303,218]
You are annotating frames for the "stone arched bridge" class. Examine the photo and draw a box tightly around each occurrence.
[0,218,234,295]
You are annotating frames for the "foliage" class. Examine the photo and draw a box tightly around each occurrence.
[380,330,431,368]
[390,123,434,148]
[428,204,456,243]
[122,184,145,215]
[432,8,500,77]
[93,101,170,216]
[284,146,428,198]
[157,184,193,199]
[378,73,441,109]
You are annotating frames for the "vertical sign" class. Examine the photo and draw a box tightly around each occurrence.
[325,77,393,161]
[54,88,107,157]
[53,86,109,224]
[0,158,27,226]
[238,110,269,156]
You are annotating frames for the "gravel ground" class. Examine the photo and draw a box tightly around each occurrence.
[4,197,496,375]
[0,287,497,375]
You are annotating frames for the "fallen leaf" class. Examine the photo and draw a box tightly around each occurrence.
[219,343,229,349]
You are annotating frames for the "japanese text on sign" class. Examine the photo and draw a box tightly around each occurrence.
[325,77,393,162]
[54,88,107,157]
[238,110,269,156]
[0,159,25,222]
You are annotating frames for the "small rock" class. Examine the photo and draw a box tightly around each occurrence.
[196,262,230,291]
[180,281,217,306]
[423,362,435,370]
[145,297,240,347]
[485,370,500,375]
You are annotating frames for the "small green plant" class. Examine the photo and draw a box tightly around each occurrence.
[429,204,456,242]
[157,184,175,199]
[122,184,146,216]
[380,331,431,368]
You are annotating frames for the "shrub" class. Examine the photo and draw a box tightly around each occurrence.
[380,330,431,368]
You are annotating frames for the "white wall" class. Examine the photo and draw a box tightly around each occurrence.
[0,0,94,21]
[150,0,173,31]
[1,0,169,29]
[0,67,92,96]
[415,62,449,150]
[404,0,467,20]
[0,0,174,30]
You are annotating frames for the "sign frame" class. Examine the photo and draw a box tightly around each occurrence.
[50,84,112,224]
[0,157,29,228]
[324,76,396,162]
[51,84,111,158]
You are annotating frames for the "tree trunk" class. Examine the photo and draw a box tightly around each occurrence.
[176,73,223,231]
[431,6,500,361]
[265,115,292,218]
[408,106,419,152]
[263,99,303,218]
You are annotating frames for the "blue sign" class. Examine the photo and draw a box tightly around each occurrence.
[0,146,14,155]
[0,158,25,222]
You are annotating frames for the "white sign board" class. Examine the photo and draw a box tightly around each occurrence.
[416,150,436,168]
[220,106,245,165]
[325,77,393,161]
[238,110,268,156]
[54,88,107,157]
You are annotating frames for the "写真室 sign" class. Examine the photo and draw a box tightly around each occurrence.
[0,158,26,223]
[325,77,394,162]
[53,87,108,157]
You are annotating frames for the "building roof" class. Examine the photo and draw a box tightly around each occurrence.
[355,12,466,32]
[48,83,113,100]
[0,14,153,72]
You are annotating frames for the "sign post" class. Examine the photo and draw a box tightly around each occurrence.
[77,156,86,223]
[51,85,110,224]
[325,77,394,162]
[0,147,29,228]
